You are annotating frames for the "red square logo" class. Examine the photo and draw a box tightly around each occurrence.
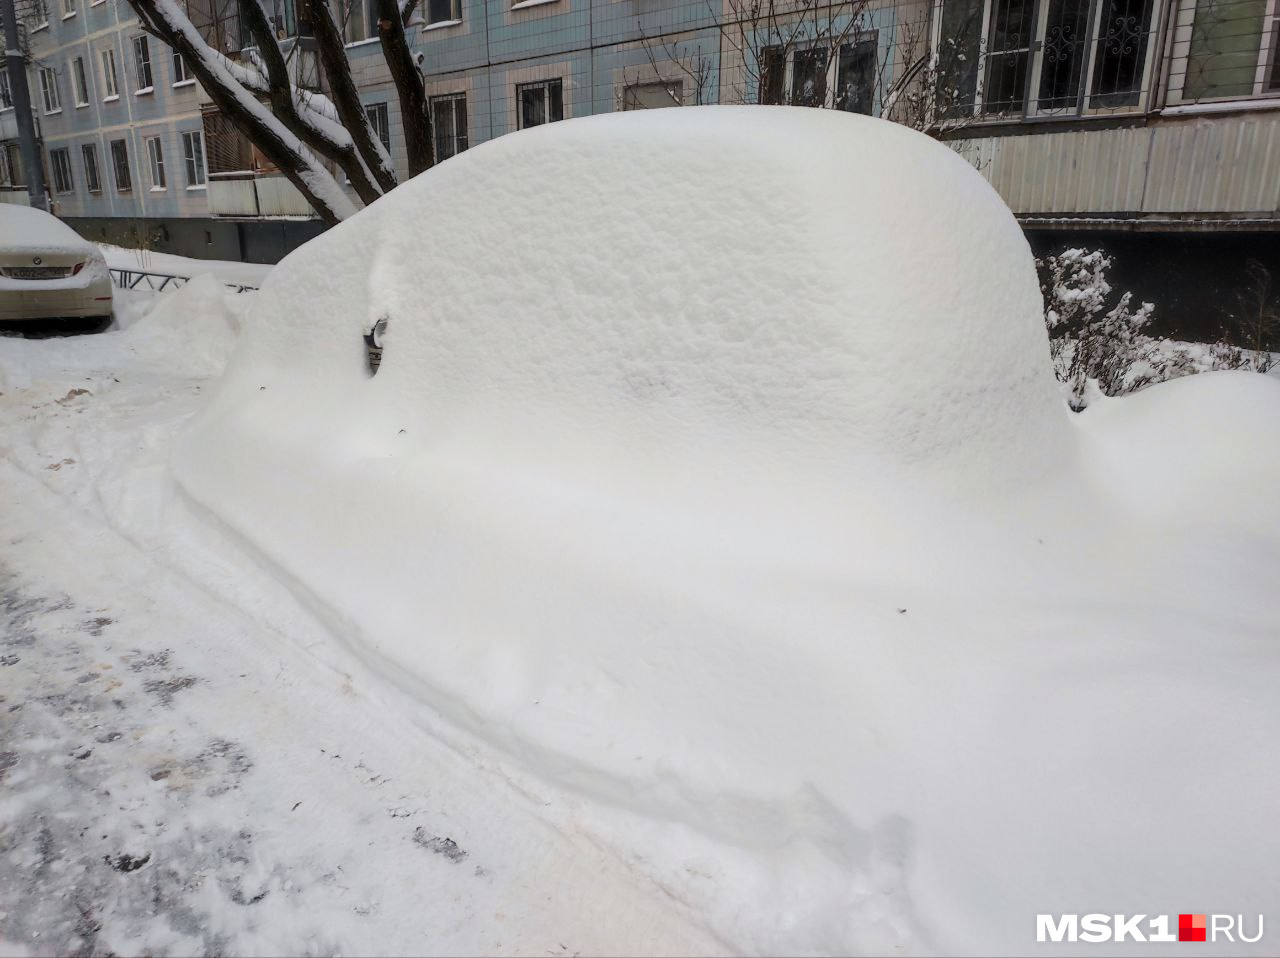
[1179,914,1207,942]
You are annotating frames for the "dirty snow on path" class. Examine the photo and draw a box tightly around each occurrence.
[0,290,726,957]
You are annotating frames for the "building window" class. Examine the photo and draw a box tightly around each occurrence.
[50,148,74,193]
[172,48,192,84]
[146,136,166,189]
[935,0,1158,117]
[365,101,390,152]
[0,70,11,110]
[1,143,24,186]
[101,48,119,98]
[62,0,76,16]
[340,0,380,43]
[430,93,468,160]
[201,111,249,174]
[756,40,878,112]
[184,0,244,53]
[133,36,154,91]
[38,68,61,114]
[49,148,74,194]
[30,0,49,26]
[835,38,877,114]
[1182,0,1280,100]
[759,46,785,103]
[425,0,460,24]
[110,138,131,192]
[516,79,563,129]
[622,80,682,109]
[182,130,207,187]
[792,48,830,106]
[72,57,89,106]
[1272,12,1280,90]
[82,143,101,193]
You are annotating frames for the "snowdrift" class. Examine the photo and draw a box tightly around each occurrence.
[174,108,1280,955]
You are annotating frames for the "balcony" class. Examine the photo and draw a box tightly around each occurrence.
[950,110,1280,227]
[207,171,315,218]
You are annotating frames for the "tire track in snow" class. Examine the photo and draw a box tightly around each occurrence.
[0,338,728,957]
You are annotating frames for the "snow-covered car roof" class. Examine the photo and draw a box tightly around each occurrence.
[0,203,96,257]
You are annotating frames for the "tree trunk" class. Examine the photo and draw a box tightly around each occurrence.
[378,0,434,177]
[307,0,398,193]
[125,0,355,224]
[238,0,385,205]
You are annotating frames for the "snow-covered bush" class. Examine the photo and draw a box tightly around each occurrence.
[1038,248,1276,410]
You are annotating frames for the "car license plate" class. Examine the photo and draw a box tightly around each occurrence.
[7,267,66,279]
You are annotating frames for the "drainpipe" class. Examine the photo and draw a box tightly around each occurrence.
[1,0,48,210]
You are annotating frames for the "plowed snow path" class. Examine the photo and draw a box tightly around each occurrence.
[0,320,725,957]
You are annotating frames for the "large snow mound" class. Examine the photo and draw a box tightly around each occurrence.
[174,108,1280,954]
[185,106,1069,501]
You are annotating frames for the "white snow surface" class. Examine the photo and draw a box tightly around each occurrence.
[168,107,1280,954]
[0,204,98,256]
[0,292,724,957]
[99,245,273,289]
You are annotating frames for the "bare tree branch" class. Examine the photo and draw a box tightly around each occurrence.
[238,0,383,204]
[304,0,398,193]
[124,0,356,224]
[377,0,433,176]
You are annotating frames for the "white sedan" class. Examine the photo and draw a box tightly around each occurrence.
[0,203,113,325]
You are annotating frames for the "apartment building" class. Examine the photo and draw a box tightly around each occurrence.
[1,0,222,245]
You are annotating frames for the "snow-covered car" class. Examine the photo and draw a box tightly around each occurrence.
[0,204,113,325]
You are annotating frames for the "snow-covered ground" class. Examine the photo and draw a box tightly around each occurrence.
[0,285,725,957]
[98,245,273,289]
[3,108,1279,957]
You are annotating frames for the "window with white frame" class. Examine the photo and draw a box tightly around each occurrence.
[172,48,192,84]
[295,49,321,91]
[110,138,131,192]
[622,80,682,109]
[0,144,21,187]
[934,0,1160,117]
[339,0,380,43]
[101,48,119,98]
[182,130,207,187]
[0,70,11,110]
[757,38,878,113]
[62,0,76,16]
[82,143,102,193]
[183,0,245,51]
[30,0,49,26]
[261,0,302,37]
[72,57,89,106]
[38,67,61,113]
[430,93,468,159]
[1176,0,1280,100]
[146,136,166,189]
[364,101,391,152]
[425,0,460,24]
[50,148,74,193]
[1272,5,1280,89]
[516,79,563,129]
[133,36,154,91]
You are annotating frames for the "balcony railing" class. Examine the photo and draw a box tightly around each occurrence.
[207,171,315,218]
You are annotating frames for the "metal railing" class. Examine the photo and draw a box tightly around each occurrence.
[109,268,260,294]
